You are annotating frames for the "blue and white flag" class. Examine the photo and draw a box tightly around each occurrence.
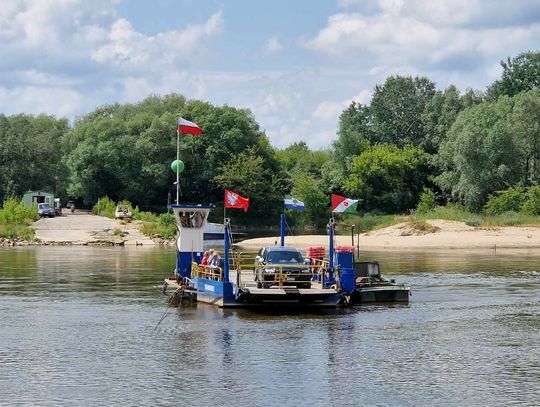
[284,195,305,211]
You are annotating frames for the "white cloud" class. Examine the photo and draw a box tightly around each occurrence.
[0,1,223,118]
[351,89,371,105]
[310,89,371,135]
[378,0,404,16]
[304,3,540,72]
[1,0,540,151]
[0,0,222,79]
[312,101,344,121]
[0,85,81,117]
[264,36,284,53]
[92,11,223,70]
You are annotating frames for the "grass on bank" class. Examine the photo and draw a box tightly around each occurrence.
[337,204,540,235]
[0,197,39,240]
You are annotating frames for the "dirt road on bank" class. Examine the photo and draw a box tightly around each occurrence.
[33,210,155,246]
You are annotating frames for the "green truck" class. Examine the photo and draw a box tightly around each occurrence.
[23,190,61,216]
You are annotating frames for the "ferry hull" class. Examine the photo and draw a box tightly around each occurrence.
[351,285,410,303]
[234,288,342,308]
[163,279,342,308]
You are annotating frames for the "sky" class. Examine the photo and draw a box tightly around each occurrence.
[1,0,540,149]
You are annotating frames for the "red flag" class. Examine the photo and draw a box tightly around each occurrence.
[178,117,203,136]
[224,189,249,212]
[331,193,358,213]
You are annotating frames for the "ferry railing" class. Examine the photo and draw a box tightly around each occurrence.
[256,264,331,289]
[191,261,223,281]
[232,251,258,270]
[227,252,334,289]
[241,263,329,289]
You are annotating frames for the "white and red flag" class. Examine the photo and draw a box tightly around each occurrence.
[178,118,203,136]
[224,190,250,212]
[331,194,358,213]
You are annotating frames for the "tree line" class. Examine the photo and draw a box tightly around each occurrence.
[1,51,540,225]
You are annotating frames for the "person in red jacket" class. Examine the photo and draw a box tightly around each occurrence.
[200,251,210,266]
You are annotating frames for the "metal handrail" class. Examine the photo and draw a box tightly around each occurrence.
[191,261,223,281]
[252,264,316,289]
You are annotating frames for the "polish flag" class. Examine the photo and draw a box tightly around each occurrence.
[178,118,203,136]
[224,190,250,212]
[331,194,358,213]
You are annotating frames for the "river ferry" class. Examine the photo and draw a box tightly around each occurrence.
[163,205,342,308]
[162,205,410,308]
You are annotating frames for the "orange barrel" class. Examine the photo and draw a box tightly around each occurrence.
[306,246,325,258]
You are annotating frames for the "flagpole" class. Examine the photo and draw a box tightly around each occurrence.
[176,127,180,204]
[280,207,285,247]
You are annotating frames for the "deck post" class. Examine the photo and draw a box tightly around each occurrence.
[329,218,334,269]
[222,217,234,303]
[223,217,230,283]
[280,213,285,246]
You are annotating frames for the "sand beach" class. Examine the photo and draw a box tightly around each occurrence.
[238,220,540,251]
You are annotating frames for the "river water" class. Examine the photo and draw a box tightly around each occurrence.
[0,247,538,406]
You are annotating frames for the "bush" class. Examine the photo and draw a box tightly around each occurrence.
[416,188,437,214]
[139,222,157,237]
[521,185,540,215]
[0,224,35,239]
[135,211,176,239]
[0,197,39,225]
[484,186,526,215]
[92,196,116,218]
[157,213,175,227]
[133,210,156,222]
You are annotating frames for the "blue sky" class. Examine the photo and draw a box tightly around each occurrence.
[1,0,540,148]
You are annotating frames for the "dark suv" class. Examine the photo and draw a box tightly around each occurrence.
[254,246,311,288]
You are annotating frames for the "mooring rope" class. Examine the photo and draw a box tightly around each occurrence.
[154,286,183,331]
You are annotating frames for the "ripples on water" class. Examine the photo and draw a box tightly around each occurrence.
[0,247,539,406]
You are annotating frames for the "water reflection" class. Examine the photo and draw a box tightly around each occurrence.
[0,247,539,406]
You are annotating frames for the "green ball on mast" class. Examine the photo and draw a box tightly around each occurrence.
[171,159,185,173]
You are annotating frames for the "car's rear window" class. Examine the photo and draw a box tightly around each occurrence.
[267,251,303,263]
[39,204,51,209]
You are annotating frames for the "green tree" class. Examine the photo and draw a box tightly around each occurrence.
[416,188,437,214]
[487,52,540,99]
[176,100,279,207]
[275,141,331,177]
[370,75,436,148]
[344,144,429,213]
[484,186,527,215]
[436,96,522,210]
[289,171,329,227]
[421,85,482,154]
[333,102,371,167]
[213,147,284,220]
[511,90,540,185]
[521,185,540,215]
[64,95,278,214]
[0,114,68,203]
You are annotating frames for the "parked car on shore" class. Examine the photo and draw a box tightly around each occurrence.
[254,246,311,288]
[37,203,55,218]
[115,205,133,220]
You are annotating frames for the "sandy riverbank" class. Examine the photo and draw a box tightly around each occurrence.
[237,220,540,251]
[30,211,156,246]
